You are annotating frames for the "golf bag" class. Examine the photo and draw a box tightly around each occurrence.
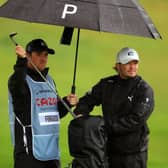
[68,115,108,168]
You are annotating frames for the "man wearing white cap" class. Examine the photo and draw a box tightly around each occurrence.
[74,47,154,168]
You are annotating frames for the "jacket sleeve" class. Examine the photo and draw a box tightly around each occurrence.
[9,57,28,91]
[8,57,28,116]
[57,96,73,118]
[74,80,102,115]
[111,82,154,135]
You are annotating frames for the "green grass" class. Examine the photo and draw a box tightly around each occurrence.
[0,0,168,167]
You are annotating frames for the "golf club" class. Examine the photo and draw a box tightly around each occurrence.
[9,32,18,46]
[9,32,77,118]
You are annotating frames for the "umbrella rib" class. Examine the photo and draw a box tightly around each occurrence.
[32,0,46,21]
[76,0,139,9]
[131,0,161,39]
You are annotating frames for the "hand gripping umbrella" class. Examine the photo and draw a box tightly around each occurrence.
[0,0,162,93]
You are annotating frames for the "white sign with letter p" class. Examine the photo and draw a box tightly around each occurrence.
[61,4,78,19]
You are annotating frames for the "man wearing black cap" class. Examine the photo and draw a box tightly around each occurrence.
[74,47,154,168]
[8,39,78,168]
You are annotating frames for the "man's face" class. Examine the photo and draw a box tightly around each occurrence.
[27,51,48,71]
[116,60,139,79]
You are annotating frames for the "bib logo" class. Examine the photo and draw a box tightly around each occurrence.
[36,97,57,107]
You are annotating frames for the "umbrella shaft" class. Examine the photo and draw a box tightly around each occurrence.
[72,28,80,94]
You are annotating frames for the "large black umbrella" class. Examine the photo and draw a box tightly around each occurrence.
[0,0,161,38]
[0,0,161,92]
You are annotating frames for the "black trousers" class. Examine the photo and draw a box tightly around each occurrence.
[14,151,60,168]
[108,151,147,168]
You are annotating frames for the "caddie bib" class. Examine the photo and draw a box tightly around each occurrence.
[26,75,60,160]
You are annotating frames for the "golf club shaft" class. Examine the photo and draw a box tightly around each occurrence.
[29,59,77,118]
[9,33,18,46]
[10,37,18,46]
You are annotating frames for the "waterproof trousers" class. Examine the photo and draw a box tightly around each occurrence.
[14,151,60,168]
[108,151,147,168]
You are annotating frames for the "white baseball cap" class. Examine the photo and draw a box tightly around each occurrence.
[116,47,139,64]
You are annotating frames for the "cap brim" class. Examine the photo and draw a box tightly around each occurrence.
[48,48,55,55]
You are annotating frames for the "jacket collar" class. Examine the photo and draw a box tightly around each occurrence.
[27,67,49,81]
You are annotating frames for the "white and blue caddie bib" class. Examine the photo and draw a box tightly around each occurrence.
[9,74,60,161]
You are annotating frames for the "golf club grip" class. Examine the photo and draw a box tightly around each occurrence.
[71,85,76,94]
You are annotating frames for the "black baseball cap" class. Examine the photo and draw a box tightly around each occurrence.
[26,39,55,55]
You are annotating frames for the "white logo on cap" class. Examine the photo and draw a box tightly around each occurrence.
[128,51,134,56]
[41,42,45,46]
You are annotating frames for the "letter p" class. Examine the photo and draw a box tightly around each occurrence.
[62,4,77,19]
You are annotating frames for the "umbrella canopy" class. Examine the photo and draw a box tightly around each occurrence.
[0,0,161,39]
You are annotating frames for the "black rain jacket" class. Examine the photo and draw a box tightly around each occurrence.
[74,75,154,154]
